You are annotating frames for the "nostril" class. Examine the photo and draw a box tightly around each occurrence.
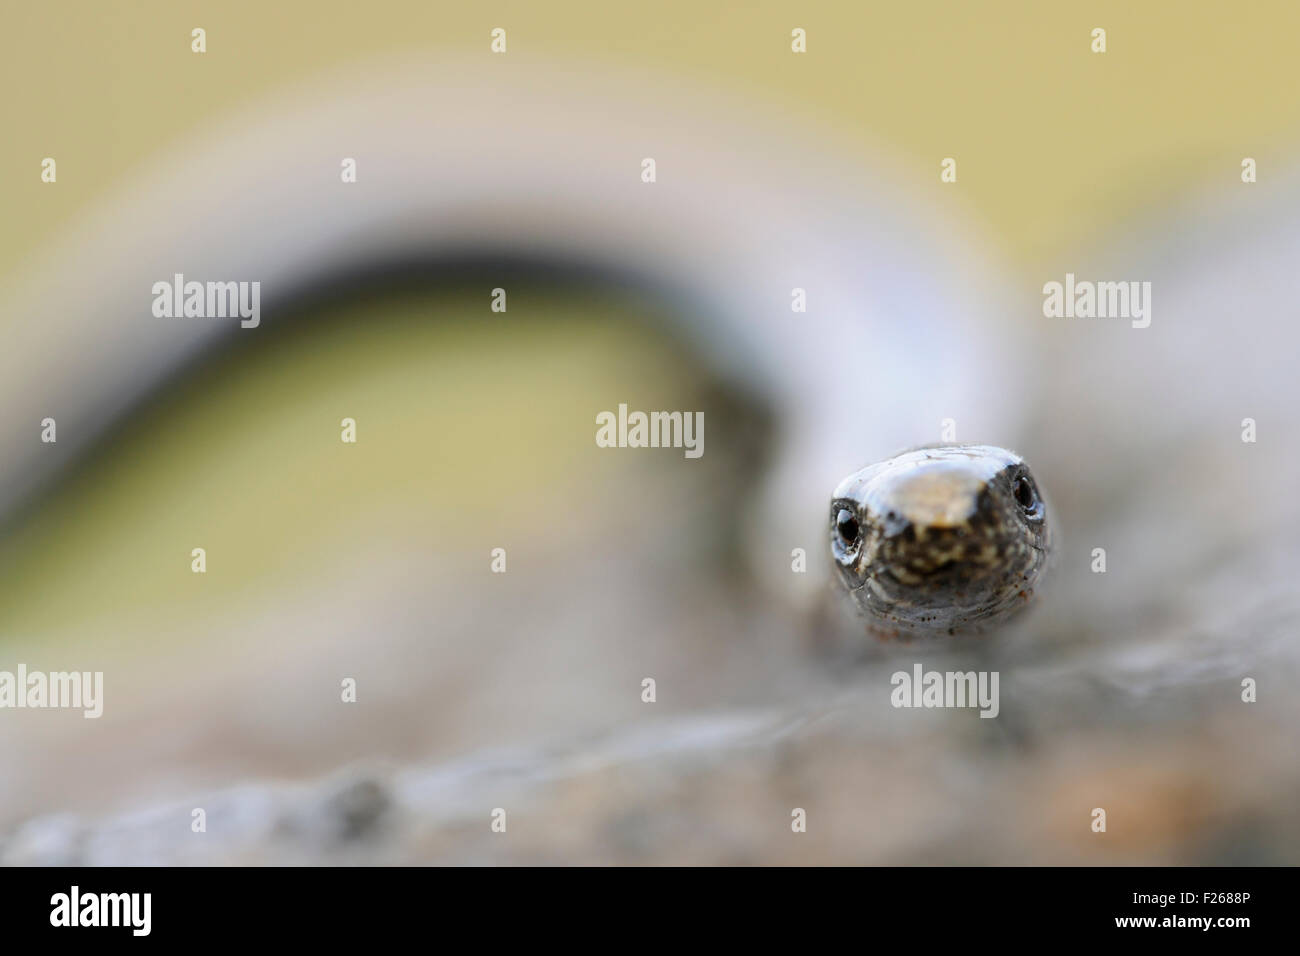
[881,510,911,538]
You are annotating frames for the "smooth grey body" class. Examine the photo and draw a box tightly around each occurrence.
[0,56,1023,608]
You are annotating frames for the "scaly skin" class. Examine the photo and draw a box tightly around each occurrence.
[830,444,1052,639]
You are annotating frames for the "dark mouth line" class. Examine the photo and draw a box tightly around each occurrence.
[879,555,1009,584]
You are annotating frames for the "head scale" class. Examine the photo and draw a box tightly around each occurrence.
[830,444,1052,639]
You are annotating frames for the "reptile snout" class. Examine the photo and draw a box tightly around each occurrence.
[830,444,1052,639]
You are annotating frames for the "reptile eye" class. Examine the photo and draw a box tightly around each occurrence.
[835,508,860,547]
[1012,474,1037,511]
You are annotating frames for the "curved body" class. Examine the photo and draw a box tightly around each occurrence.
[0,56,1023,603]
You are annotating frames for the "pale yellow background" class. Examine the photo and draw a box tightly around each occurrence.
[7,1,1299,267]
[3,1,1299,637]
